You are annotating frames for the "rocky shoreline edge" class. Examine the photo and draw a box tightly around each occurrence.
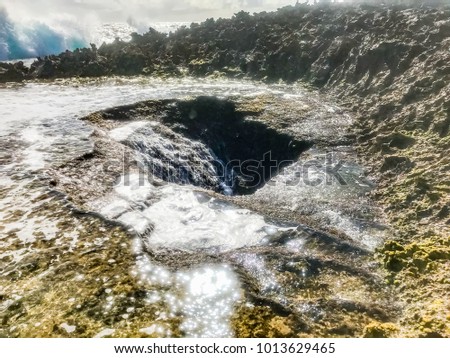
[1,4,449,337]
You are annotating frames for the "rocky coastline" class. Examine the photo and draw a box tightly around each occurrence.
[1,3,449,337]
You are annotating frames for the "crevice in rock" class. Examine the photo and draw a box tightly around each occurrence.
[100,96,313,195]
[162,96,313,194]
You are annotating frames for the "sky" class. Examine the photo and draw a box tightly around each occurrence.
[1,0,309,23]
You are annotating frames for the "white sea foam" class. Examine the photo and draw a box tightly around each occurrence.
[94,173,280,251]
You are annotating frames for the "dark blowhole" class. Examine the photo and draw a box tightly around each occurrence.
[161,96,312,195]
[100,96,312,195]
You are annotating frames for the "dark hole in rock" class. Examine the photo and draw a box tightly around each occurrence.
[158,96,313,195]
[101,96,312,195]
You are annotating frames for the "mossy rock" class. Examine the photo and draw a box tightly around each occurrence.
[363,322,398,338]
[231,305,304,338]
[384,256,407,272]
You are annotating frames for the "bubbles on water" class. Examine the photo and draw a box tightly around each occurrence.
[135,255,242,338]
[176,266,241,337]
[230,252,279,293]
[136,256,173,287]
[285,237,306,252]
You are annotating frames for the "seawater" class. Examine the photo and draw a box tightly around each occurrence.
[0,76,387,337]
[0,77,312,337]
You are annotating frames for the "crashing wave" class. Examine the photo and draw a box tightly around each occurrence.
[0,7,190,61]
[0,8,88,61]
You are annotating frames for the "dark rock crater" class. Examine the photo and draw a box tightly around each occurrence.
[97,96,312,195]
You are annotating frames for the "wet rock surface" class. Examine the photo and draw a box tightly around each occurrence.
[29,93,395,338]
[1,3,449,337]
[87,96,312,195]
